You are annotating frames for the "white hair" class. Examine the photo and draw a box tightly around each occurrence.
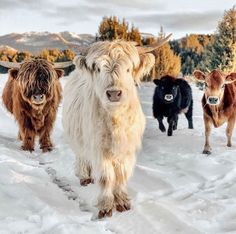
[62,40,154,218]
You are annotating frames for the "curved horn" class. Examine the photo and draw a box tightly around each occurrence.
[53,61,73,68]
[0,61,21,68]
[137,33,172,54]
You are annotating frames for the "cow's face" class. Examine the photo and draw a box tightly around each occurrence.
[93,56,135,110]
[74,42,154,111]
[193,70,236,106]
[153,76,180,103]
[10,61,63,109]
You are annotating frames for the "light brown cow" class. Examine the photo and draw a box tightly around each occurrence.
[0,59,72,152]
[193,70,236,154]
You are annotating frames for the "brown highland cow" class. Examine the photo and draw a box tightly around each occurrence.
[1,59,70,152]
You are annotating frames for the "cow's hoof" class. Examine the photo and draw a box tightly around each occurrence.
[189,126,194,129]
[167,131,173,136]
[159,126,166,132]
[202,150,211,155]
[98,209,112,219]
[41,146,53,153]
[227,143,232,147]
[80,178,94,186]
[21,145,34,152]
[116,202,131,212]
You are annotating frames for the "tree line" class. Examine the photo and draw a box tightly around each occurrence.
[0,48,75,75]
[97,7,236,79]
[0,6,235,79]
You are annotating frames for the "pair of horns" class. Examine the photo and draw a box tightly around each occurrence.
[0,33,172,69]
[0,60,73,69]
[57,33,172,55]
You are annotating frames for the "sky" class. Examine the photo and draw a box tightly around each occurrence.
[0,0,235,39]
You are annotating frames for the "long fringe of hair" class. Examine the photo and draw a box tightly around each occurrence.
[17,59,57,96]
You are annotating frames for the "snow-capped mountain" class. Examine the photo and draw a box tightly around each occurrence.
[0,31,95,53]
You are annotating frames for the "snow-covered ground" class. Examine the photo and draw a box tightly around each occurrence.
[0,74,236,234]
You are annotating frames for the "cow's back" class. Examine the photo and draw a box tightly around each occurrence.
[178,79,192,109]
[2,76,14,114]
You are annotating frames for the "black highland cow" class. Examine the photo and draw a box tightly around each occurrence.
[153,75,193,136]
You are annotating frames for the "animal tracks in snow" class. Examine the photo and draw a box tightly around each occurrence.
[45,167,78,201]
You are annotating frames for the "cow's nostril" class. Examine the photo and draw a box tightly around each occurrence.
[117,91,122,97]
[106,91,111,98]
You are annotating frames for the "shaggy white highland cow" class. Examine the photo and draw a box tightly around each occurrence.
[62,37,170,218]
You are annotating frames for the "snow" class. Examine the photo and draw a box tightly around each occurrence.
[0,74,236,234]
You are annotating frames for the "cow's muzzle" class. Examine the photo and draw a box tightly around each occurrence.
[32,94,45,105]
[164,94,173,102]
[106,90,122,102]
[207,96,220,105]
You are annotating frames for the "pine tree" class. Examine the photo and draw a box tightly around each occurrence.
[201,6,236,72]
[97,16,142,44]
[154,27,181,79]
[127,25,142,45]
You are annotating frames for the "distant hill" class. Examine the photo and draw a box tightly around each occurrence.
[0,31,95,54]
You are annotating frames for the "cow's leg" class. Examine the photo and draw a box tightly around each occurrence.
[39,130,53,153]
[39,112,55,152]
[97,159,115,219]
[185,100,193,129]
[75,157,94,186]
[113,157,135,212]
[203,114,212,154]
[173,115,178,130]
[19,117,35,152]
[157,115,166,132]
[167,116,175,136]
[226,116,236,147]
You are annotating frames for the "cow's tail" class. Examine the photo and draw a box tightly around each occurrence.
[2,76,14,114]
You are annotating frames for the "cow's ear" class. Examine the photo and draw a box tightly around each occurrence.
[225,72,236,84]
[175,78,185,86]
[193,70,205,82]
[153,79,160,86]
[9,68,19,79]
[73,55,87,70]
[55,69,64,79]
[134,53,155,84]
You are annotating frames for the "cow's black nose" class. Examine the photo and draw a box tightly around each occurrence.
[207,96,219,105]
[106,90,122,102]
[208,96,219,105]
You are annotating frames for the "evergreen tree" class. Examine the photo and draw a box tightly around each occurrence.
[200,6,236,72]
[97,16,142,44]
[127,25,142,45]
[154,28,181,79]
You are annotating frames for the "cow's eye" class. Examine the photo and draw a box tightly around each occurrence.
[222,84,225,89]
[98,68,100,72]
[127,68,130,72]
[205,82,208,88]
